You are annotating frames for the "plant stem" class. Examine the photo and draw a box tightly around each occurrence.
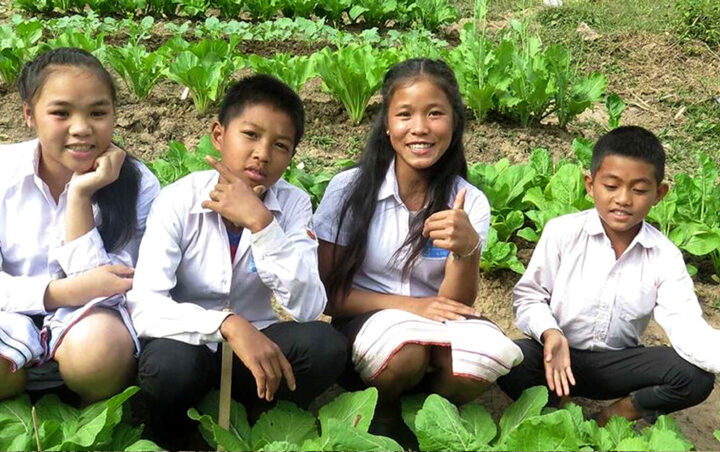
[32,406,42,451]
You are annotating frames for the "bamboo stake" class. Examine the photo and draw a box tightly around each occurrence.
[217,308,233,452]
[31,406,42,451]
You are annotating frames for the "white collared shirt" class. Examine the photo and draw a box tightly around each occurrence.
[0,139,160,314]
[127,170,327,345]
[514,208,720,374]
[313,161,490,297]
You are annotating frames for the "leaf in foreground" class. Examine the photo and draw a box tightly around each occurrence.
[502,409,580,451]
[0,394,34,451]
[324,418,403,452]
[414,394,477,451]
[250,400,318,450]
[318,387,377,434]
[497,385,548,444]
[400,393,426,434]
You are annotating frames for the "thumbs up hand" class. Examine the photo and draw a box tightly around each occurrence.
[422,187,480,258]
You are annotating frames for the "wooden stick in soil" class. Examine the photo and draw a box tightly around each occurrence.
[217,314,233,452]
[31,406,42,451]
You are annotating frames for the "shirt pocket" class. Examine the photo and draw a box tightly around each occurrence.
[607,282,656,348]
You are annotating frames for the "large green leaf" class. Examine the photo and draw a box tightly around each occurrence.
[250,401,318,450]
[645,428,693,451]
[400,393,426,434]
[502,409,580,451]
[190,390,251,450]
[497,386,548,444]
[51,386,139,450]
[324,418,403,452]
[460,402,496,446]
[188,408,249,451]
[414,394,479,451]
[603,415,635,448]
[318,387,378,434]
[616,436,649,451]
[0,394,34,451]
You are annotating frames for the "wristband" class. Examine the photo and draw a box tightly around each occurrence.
[452,235,482,260]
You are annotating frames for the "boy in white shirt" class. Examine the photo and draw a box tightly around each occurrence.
[127,75,346,446]
[498,126,718,425]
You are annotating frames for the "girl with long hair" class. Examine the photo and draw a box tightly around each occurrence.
[0,47,159,402]
[314,58,523,438]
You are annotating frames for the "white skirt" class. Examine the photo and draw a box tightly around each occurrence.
[352,309,524,382]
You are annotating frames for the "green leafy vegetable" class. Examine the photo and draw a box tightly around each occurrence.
[187,388,401,451]
[246,53,316,93]
[0,386,159,451]
[315,44,397,125]
[605,93,625,130]
[165,38,241,114]
[107,44,166,101]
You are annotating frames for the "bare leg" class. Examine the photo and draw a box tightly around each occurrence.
[0,358,26,400]
[429,346,490,405]
[596,396,642,426]
[54,308,136,404]
[368,343,430,419]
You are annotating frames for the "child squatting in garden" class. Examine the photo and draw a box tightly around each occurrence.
[497,126,720,425]
[126,74,347,447]
[314,58,523,444]
[0,47,160,403]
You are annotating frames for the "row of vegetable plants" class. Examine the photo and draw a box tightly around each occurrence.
[0,14,606,127]
[186,386,712,451]
[2,382,717,451]
[12,0,458,29]
[0,386,159,451]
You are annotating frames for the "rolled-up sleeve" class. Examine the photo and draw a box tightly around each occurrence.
[313,170,355,246]
[654,250,720,374]
[252,194,326,322]
[513,222,562,343]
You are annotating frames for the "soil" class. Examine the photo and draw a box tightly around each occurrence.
[0,12,718,450]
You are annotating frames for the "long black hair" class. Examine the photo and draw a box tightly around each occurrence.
[19,47,140,252]
[325,58,468,305]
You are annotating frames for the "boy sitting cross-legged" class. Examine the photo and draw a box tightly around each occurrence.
[498,126,718,425]
[126,75,346,447]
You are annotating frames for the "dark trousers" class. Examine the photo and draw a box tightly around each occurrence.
[497,339,714,422]
[138,321,347,443]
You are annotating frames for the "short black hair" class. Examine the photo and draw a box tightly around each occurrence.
[218,74,304,149]
[591,126,665,183]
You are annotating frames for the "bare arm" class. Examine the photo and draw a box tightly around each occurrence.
[43,265,134,310]
[318,240,478,321]
[65,145,126,242]
[427,188,481,306]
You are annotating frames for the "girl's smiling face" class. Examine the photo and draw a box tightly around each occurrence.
[386,78,454,175]
[24,66,115,183]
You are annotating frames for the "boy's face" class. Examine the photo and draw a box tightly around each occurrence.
[210,103,295,190]
[585,154,668,240]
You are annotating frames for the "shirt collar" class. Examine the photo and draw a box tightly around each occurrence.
[584,208,657,249]
[190,171,283,215]
[377,158,403,204]
[14,139,42,181]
